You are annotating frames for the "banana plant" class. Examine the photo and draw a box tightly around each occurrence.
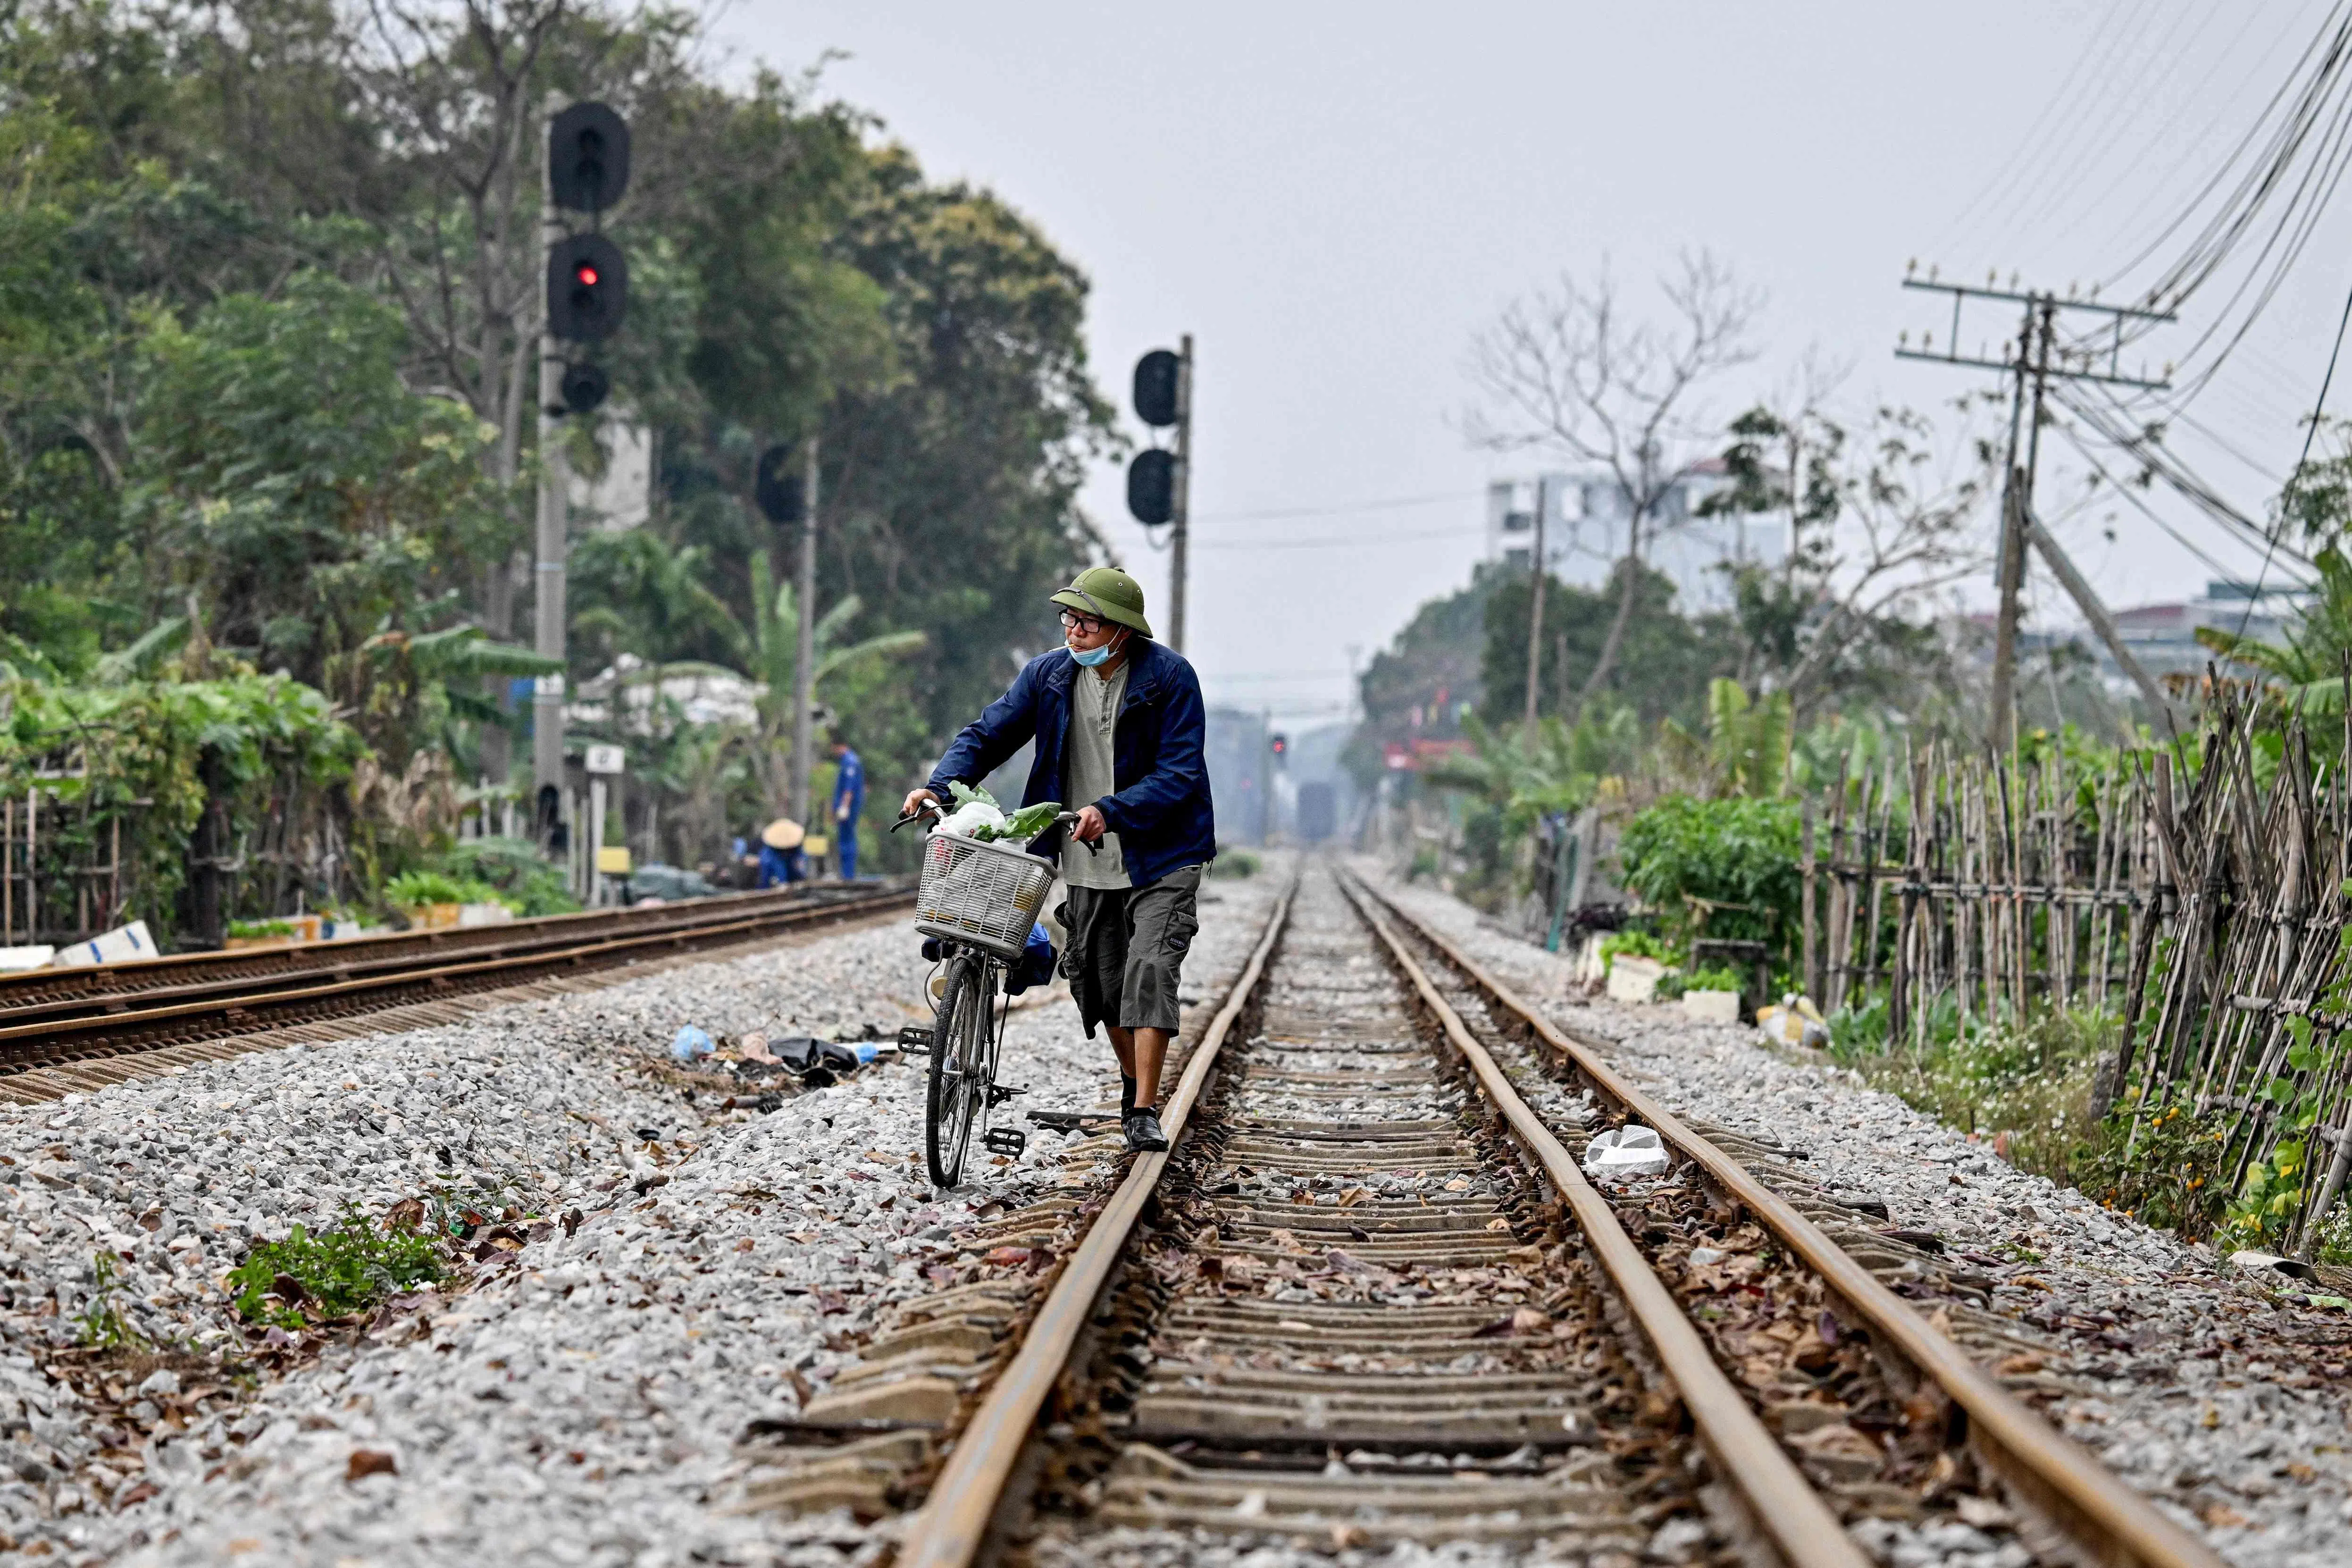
[2194,545,2352,713]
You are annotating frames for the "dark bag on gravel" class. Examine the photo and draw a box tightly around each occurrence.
[773,1036,838,1086]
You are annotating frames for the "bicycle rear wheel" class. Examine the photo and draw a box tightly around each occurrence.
[927,953,991,1188]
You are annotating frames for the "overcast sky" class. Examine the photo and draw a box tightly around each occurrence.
[713,1,2352,725]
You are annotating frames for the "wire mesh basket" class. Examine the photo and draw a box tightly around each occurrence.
[914,831,1055,962]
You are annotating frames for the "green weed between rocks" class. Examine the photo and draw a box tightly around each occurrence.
[75,1253,150,1350]
[1825,1002,2112,1186]
[227,1205,445,1328]
[1827,998,2247,1236]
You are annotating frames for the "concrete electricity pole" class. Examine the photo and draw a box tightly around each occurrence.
[1167,335,1194,653]
[1894,272,2175,745]
[788,437,820,826]
[1522,476,1548,732]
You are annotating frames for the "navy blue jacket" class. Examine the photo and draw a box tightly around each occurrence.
[928,639,1216,887]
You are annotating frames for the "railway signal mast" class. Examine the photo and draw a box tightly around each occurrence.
[1895,268,2175,741]
[535,102,631,842]
[1127,338,1193,651]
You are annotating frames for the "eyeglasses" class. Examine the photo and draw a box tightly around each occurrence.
[1058,609,1107,635]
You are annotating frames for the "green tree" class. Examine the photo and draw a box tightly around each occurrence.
[1480,561,1729,730]
[132,270,515,685]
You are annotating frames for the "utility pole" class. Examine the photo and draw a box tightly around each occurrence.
[1522,476,1548,731]
[1986,299,2041,749]
[1894,271,2175,744]
[531,105,570,824]
[789,437,820,827]
[1168,334,1194,653]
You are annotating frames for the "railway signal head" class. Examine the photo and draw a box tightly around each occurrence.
[547,234,628,342]
[1133,348,1181,428]
[1127,448,1175,526]
[1271,732,1288,764]
[549,102,631,213]
[559,362,610,415]
[755,444,805,523]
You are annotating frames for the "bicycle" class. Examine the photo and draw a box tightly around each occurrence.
[893,802,1092,1189]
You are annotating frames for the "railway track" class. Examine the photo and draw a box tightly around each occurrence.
[0,880,912,1082]
[860,863,2221,1568]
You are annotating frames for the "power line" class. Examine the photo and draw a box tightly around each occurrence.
[2056,382,2317,568]
[2054,419,2300,587]
[2235,263,2352,633]
[1932,0,2135,254]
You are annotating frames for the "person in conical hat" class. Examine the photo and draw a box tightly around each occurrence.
[901,565,1215,1155]
[757,818,806,887]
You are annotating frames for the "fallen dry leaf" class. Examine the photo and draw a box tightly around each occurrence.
[346,1450,397,1482]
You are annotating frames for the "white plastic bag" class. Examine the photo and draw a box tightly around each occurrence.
[1582,1124,1670,1179]
[938,799,1006,838]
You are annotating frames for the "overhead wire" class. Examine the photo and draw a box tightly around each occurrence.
[1990,6,2186,246]
[2084,0,2341,288]
[2059,1,2352,396]
[2011,2,2214,241]
[2046,3,2324,268]
[2232,261,2352,634]
[2055,381,2317,569]
[2053,420,2281,585]
[1930,0,2138,256]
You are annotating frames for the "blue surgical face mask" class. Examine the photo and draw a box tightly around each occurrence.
[1068,637,1116,667]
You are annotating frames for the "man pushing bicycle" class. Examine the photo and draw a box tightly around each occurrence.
[902,567,1214,1154]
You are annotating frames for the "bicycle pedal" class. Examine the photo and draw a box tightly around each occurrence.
[987,1082,1030,1107]
[896,1025,933,1051]
[983,1127,1027,1157]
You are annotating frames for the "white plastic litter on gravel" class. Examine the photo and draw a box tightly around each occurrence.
[1368,862,2352,1568]
[0,868,1280,1566]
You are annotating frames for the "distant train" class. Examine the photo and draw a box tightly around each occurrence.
[1296,781,1337,845]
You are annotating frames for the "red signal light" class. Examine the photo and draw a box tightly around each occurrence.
[576,264,600,286]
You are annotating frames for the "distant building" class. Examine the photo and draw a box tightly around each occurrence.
[1484,461,1786,612]
[2108,580,2304,680]
[574,420,653,532]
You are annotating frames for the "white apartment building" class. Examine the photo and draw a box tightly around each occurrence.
[1484,461,1787,612]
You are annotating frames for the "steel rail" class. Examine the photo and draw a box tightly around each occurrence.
[0,882,897,1012]
[895,877,1297,1568]
[0,886,914,1069]
[1339,877,1868,1568]
[1356,877,2227,1568]
[0,885,907,1033]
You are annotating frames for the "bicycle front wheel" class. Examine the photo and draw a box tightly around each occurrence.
[927,954,991,1188]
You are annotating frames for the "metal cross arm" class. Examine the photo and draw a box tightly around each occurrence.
[1893,347,2171,391]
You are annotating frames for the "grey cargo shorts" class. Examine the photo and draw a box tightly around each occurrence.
[1057,864,1204,1038]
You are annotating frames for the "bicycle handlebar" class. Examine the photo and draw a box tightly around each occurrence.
[890,803,1098,854]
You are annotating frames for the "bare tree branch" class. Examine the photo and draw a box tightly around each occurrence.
[1465,252,1763,717]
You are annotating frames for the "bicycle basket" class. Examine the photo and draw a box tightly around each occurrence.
[914,831,1055,961]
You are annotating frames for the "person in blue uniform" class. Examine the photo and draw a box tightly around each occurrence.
[829,736,864,880]
[757,818,805,886]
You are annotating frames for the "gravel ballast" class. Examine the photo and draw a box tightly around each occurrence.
[1369,863,2352,1568]
[0,868,1280,1565]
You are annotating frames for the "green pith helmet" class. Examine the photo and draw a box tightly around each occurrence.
[1050,566,1153,638]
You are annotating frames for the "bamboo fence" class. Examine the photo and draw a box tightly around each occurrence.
[1800,746,2160,1038]
[1804,691,2352,1253]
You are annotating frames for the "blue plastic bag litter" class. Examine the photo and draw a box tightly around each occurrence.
[670,1024,714,1062]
